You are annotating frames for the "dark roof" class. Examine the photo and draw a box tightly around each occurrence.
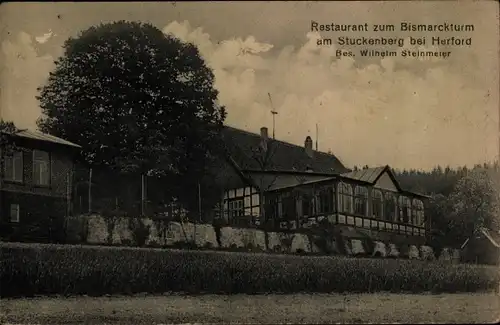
[461,228,500,249]
[17,130,81,148]
[480,228,500,248]
[341,166,387,183]
[341,165,430,198]
[221,126,348,175]
[2,129,81,148]
[267,176,336,191]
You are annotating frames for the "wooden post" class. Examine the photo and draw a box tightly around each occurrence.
[141,174,146,216]
[66,170,72,218]
[88,168,92,214]
[198,182,202,223]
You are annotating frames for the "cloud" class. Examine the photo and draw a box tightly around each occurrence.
[35,30,55,44]
[163,20,498,170]
[0,32,54,128]
[1,22,496,171]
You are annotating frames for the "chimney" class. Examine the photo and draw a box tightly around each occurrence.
[305,136,313,158]
[260,127,268,152]
[260,127,268,141]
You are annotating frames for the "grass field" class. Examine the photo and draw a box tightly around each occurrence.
[2,242,499,297]
[1,293,499,324]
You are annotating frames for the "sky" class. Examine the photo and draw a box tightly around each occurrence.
[0,1,498,171]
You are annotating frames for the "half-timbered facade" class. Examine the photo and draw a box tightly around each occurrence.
[214,125,429,244]
[265,166,429,244]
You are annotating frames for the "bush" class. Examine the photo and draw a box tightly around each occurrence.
[0,242,498,297]
[128,217,151,247]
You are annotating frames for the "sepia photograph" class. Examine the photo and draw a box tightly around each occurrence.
[0,1,499,324]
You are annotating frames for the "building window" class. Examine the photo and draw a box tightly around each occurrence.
[33,150,50,186]
[413,199,425,227]
[317,186,334,214]
[372,189,383,219]
[385,193,397,222]
[10,204,20,223]
[399,196,411,223]
[4,151,23,182]
[354,186,368,216]
[228,198,244,219]
[339,182,353,214]
[301,193,314,217]
[282,195,297,220]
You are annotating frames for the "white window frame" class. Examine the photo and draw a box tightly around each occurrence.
[338,182,353,214]
[10,203,20,223]
[354,186,368,216]
[228,198,244,218]
[372,189,383,219]
[4,151,23,182]
[33,150,50,186]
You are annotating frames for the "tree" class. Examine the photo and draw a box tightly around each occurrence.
[37,21,226,214]
[250,138,279,225]
[0,120,19,150]
[429,169,500,248]
[0,121,20,197]
[447,169,500,238]
[426,193,454,247]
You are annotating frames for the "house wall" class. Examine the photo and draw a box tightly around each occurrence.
[269,178,427,241]
[462,237,500,265]
[0,191,67,241]
[374,172,398,191]
[2,148,73,198]
[1,144,74,237]
[222,186,260,224]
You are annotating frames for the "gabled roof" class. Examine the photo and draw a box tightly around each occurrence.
[461,227,500,249]
[341,165,403,190]
[221,126,348,175]
[341,166,387,184]
[341,165,429,198]
[3,129,81,148]
[479,227,500,248]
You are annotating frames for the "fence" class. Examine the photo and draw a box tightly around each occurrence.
[71,165,203,221]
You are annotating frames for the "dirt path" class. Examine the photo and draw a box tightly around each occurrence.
[1,293,499,324]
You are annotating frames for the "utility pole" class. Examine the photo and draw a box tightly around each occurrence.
[316,123,319,151]
[268,93,278,139]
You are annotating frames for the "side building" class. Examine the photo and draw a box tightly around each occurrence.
[0,129,81,241]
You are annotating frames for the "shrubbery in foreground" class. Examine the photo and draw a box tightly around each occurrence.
[0,242,498,297]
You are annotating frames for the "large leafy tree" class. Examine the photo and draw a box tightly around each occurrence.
[447,169,500,238]
[0,120,18,150]
[37,21,226,213]
[0,120,20,224]
[429,168,500,247]
[0,120,22,179]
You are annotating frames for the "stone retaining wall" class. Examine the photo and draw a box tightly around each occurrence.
[68,214,460,262]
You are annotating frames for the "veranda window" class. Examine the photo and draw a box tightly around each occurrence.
[354,186,368,216]
[385,193,397,222]
[413,199,425,226]
[372,189,383,219]
[338,182,353,214]
[399,196,411,223]
[317,186,335,214]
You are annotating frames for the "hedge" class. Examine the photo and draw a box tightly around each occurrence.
[1,242,498,297]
